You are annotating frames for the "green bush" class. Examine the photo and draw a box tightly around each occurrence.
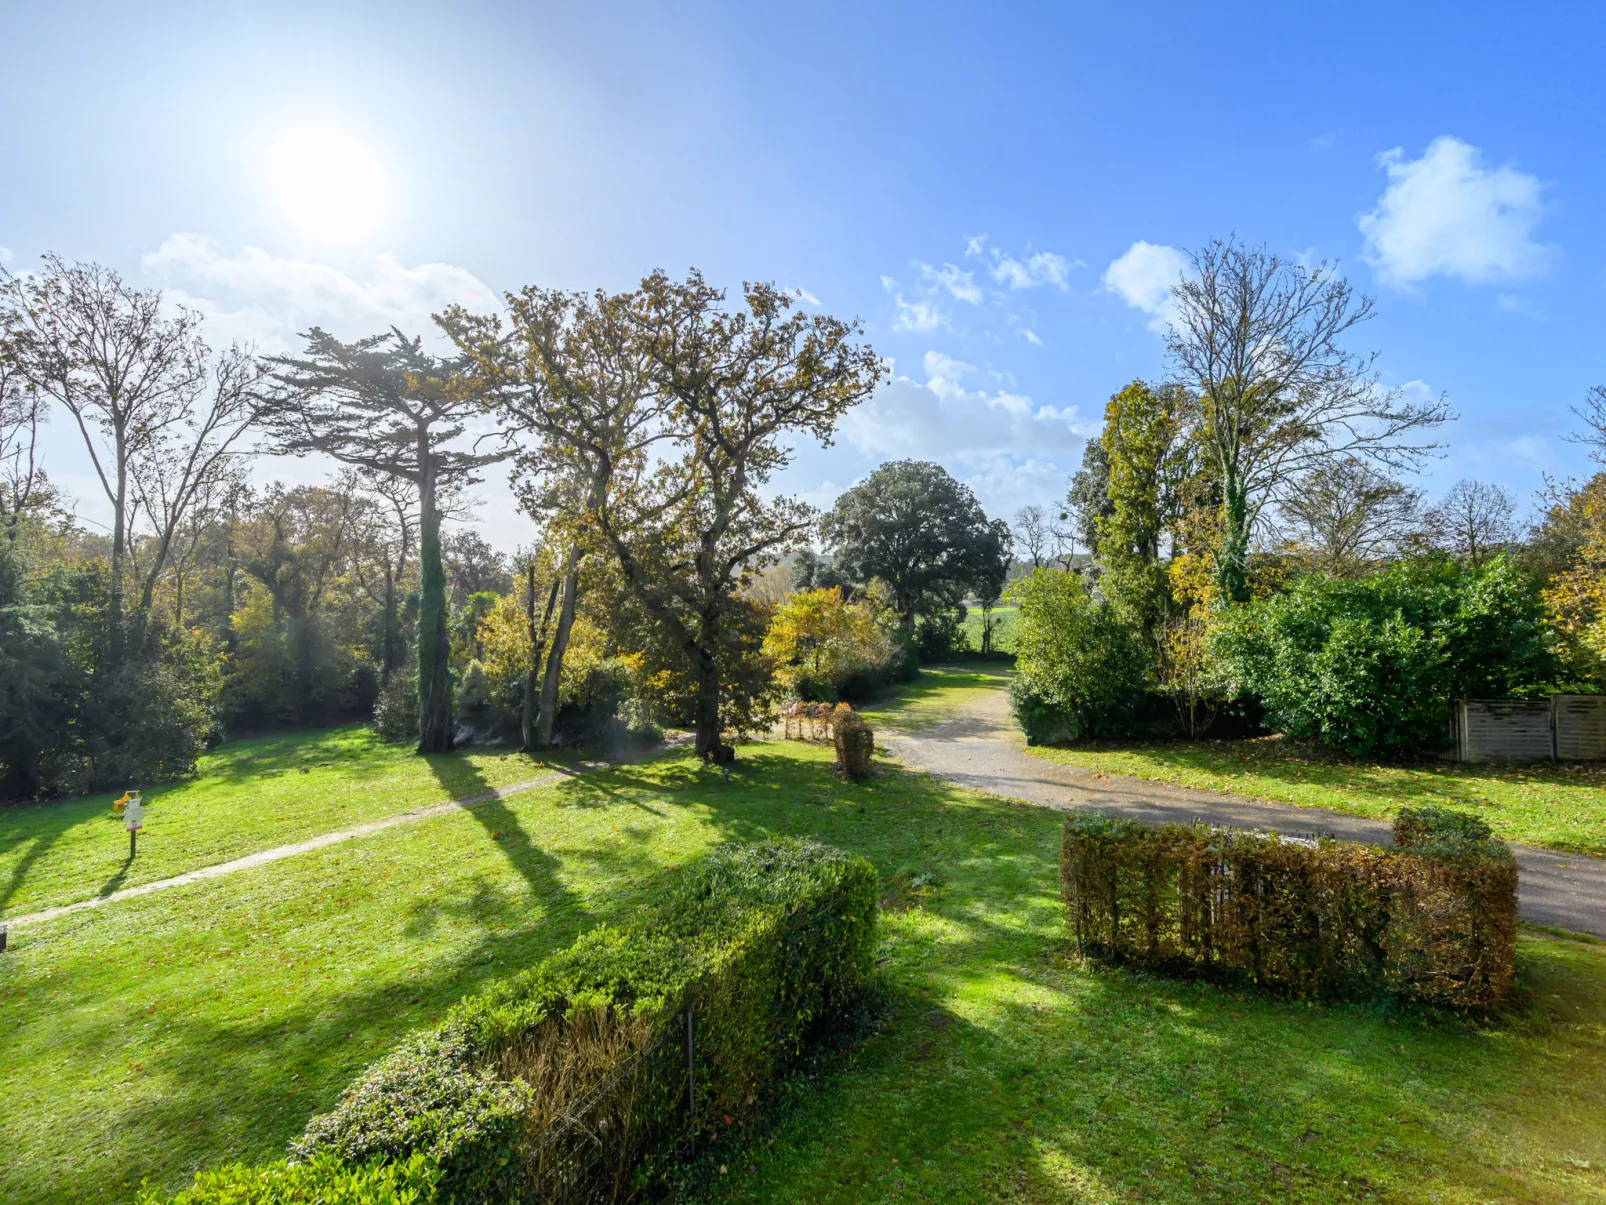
[1215,554,1561,757]
[1009,569,1150,744]
[293,840,877,1201]
[291,1031,530,1203]
[370,671,419,744]
[136,1151,439,1204]
[1059,806,1517,1008]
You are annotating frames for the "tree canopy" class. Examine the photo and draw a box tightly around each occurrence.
[822,459,1011,623]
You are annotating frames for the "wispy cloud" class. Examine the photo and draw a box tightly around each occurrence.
[965,236,1079,290]
[1358,136,1552,289]
[915,260,983,304]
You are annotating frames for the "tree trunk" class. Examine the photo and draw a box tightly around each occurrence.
[522,562,537,751]
[537,545,581,746]
[109,453,127,662]
[691,642,728,762]
[382,573,400,677]
[416,450,454,753]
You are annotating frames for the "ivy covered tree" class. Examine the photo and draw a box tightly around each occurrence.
[263,329,506,752]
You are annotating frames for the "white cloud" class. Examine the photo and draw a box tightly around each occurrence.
[964,236,1078,290]
[1022,329,1043,345]
[791,287,822,306]
[881,275,945,333]
[1102,240,1189,331]
[992,250,1074,290]
[139,233,500,352]
[915,260,982,304]
[1358,136,1551,288]
[841,350,1092,461]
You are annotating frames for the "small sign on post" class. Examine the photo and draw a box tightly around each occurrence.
[122,789,144,859]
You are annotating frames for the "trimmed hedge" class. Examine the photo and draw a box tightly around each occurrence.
[136,1152,439,1204]
[294,839,877,1201]
[1059,806,1517,1007]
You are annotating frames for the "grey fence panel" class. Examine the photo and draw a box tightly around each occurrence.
[1456,699,1554,763]
[1554,694,1606,761]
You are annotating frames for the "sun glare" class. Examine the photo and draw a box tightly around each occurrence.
[267,128,389,244]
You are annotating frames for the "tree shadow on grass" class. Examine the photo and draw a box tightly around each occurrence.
[422,757,583,925]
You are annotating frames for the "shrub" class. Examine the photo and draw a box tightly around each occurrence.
[291,1031,530,1203]
[830,703,874,778]
[455,659,491,717]
[135,1152,439,1204]
[1009,569,1150,744]
[294,840,877,1201]
[1059,807,1517,1007]
[370,670,419,744]
[762,587,898,701]
[1215,554,1561,757]
[913,609,968,662]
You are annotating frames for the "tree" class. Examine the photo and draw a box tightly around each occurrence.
[0,337,51,547]
[822,459,1002,623]
[1421,479,1516,567]
[1095,380,1193,632]
[1064,437,1114,561]
[1013,505,1049,568]
[761,586,892,697]
[2,256,264,653]
[442,285,662,749]
[1279,456,1422,576]
[442,528,512,605]
[618,272,881,758]
[263,328,507,752]
[1167,239,1449,602]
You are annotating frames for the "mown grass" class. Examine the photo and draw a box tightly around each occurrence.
[960,604,1020,655]
[1029,737,1606,857]
[856,665,1012,733]
[0,727,584,919]
[3,709,1604,1203]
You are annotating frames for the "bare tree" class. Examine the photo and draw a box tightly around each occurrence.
[1569,384,1606,461]
[124,344,268,642]
[1279,457,1421,575]
[3,256,212,648]
[1422,479,1516,567]
[0,334,50,547]
[263,328,509,752]
[1013,504,1049,568]
[1167,239,1450,602]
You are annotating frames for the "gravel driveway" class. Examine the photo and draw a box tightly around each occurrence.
[878,677,1606,937]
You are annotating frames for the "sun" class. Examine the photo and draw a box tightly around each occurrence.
[267,127,389,244]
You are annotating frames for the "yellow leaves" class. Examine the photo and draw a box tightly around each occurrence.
[762,587,891,692]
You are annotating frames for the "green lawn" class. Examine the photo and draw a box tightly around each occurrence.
[1028,737,1606,856]
[0,726,583,919]
[960,603,1019,654]
[856,665,1011,732]
[3,712,1605,1203]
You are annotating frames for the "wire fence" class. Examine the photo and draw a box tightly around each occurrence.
[524,1008,697,1205]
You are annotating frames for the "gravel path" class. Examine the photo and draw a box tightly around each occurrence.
[879,680,1606,937]
[2,771,573,932]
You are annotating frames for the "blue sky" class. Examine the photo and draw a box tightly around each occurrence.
[4,1,1604,551]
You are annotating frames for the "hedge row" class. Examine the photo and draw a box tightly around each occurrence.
[1059,806,1517,1007]
[135,1152,439,1204]
[148,840,877,1204]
